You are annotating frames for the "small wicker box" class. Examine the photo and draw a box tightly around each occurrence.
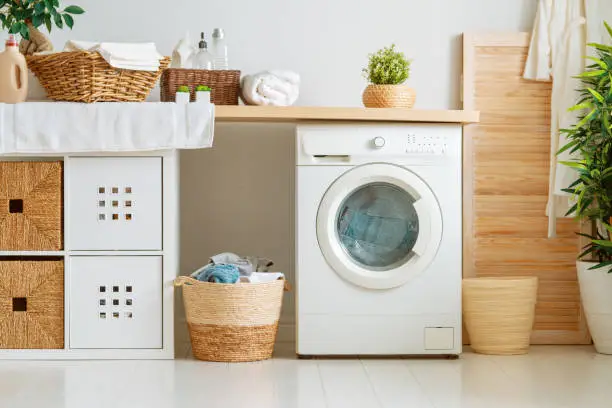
[0,161,63,251]
[0,258,64,349]
[26,51,170,103]
[160,69,240,105]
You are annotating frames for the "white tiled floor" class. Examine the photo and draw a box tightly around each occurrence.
[0,345,611,408]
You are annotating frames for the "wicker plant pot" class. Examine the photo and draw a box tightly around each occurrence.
[577,261,612,354]
[175,276,285,362]
[362,84,416,108]
[463,277,538,355]
[26,51,170,103]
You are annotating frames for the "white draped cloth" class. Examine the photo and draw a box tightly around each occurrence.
[524,0,612,237]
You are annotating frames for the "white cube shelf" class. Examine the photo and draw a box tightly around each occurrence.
[70,256,163,349]
[0,150,178,360]
[68,157,163,251]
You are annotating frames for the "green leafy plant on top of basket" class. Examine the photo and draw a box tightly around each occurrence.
[559,21,612,271]
[177,85,190,93]
[558,21,612,355]
[361,44,415,109]
[0,0,84,54]
[196,85,211,92]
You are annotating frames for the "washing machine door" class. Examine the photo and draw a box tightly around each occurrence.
[317,163,442,290]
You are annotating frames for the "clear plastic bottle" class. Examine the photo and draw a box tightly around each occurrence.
[194,32,214,70]
[211,28,228,70]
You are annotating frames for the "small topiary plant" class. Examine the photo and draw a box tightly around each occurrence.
[177,85,190,93]
[195,85,211,92]
[363,44,411,85]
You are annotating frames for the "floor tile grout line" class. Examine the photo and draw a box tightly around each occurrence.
[402,361,440,408]
[359,360,385,408]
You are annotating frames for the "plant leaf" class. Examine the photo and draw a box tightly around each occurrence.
[558,160,586,169]
[34,2,46,15]
[605,21,612,39]
[587,87,605,103]
[576,69,606,78]
[578,245,597,260]
[53,11,63,28]
[44,0,53,11]
[44,13,52,33]
[20,23,29,40]
[592,239,612,247]
[568,102,593,112]
[62,13,73,29]
[586,56,609,70]
[64,5,85,14]
[32,14,43,28]
[588,261,612,270]
[52,0,59,6]
[557,139,579,155]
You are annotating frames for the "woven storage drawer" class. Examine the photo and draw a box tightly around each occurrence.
[68,157,162,251]
[160,69,240,105]
[27,52,171,103]
[0,161,63,251]
[175,276,285,362]
[0,258,64,349]
[70,256,162,349]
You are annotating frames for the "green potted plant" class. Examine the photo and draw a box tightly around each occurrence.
[559,21,612,354]
[175,85,190,104]
[195,85,211,103]
[0,0,85,55]
[362,44,414,108]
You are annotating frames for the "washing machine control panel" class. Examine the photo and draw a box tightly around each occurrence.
[406,133,450,155]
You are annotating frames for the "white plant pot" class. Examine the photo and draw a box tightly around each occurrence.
[175,92,190,104]
[578,260,612,354]
[195,91,211,104]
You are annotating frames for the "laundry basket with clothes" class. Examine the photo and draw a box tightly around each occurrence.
[174,252,288,362]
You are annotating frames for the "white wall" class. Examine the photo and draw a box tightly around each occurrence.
[10,0,536,344]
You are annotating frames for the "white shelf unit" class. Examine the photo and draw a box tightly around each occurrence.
[0,150,178,359]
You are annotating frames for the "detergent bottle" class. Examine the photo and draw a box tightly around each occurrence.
[0,35,28,103]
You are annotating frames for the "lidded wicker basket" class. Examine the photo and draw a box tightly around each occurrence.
[26,51,170,103]
[463,277,538,355]
[175,276,285,362]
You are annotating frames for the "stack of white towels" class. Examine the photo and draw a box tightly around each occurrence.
[64,41,163,71]
[241,70,300,106]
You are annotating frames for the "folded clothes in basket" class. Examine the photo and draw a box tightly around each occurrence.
[64,40,164,71]
[190,252,281,284]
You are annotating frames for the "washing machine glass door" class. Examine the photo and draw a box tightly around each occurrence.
[317,163,442,289]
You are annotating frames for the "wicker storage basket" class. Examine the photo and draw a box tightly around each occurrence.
[175,276,285,362]
[362,84,416,108]
[0,258,64,349]
[160,69,240,105]
[26,51,170,103]
[463,277,538,355]
[0,161,63,250]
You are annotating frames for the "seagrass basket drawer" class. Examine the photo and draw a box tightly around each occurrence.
[0,161,63,251]
[0,258,64,349]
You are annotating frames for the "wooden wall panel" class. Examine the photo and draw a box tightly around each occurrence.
[462,33,590,344]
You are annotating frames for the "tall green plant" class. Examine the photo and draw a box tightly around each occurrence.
[0,0,84,40]
[560,21,612,271]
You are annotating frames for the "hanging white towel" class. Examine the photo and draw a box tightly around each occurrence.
[64,41,163,71]
[524,0,586,238]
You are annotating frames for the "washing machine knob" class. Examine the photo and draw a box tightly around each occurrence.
[373,136,386,148]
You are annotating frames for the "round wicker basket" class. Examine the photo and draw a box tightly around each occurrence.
[175,276,285,362]
[362,84,416,108]
[463,277,538,355]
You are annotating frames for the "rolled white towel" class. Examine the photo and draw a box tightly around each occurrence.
[241,70,300,106]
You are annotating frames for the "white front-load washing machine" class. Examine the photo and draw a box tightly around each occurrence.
[296,123,462,356]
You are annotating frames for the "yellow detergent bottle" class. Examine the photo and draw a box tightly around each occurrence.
[0,35,28,103]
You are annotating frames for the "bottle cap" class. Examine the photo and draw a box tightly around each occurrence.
[212,28,224,39]
[6,35,18,47]
[198,32,207,49]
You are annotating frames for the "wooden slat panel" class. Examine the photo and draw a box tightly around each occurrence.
[462,33,590,345]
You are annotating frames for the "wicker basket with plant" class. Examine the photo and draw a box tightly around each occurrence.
[362,44,414,108]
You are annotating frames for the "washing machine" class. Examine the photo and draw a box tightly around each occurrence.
[295,123,462,356]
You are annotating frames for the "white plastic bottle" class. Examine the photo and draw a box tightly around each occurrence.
[211,28,228,70]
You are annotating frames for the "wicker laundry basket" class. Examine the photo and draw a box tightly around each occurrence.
[26,51,170,103]
[463,277,538,355]
[175,276,286,362]
[160,69,240,105]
